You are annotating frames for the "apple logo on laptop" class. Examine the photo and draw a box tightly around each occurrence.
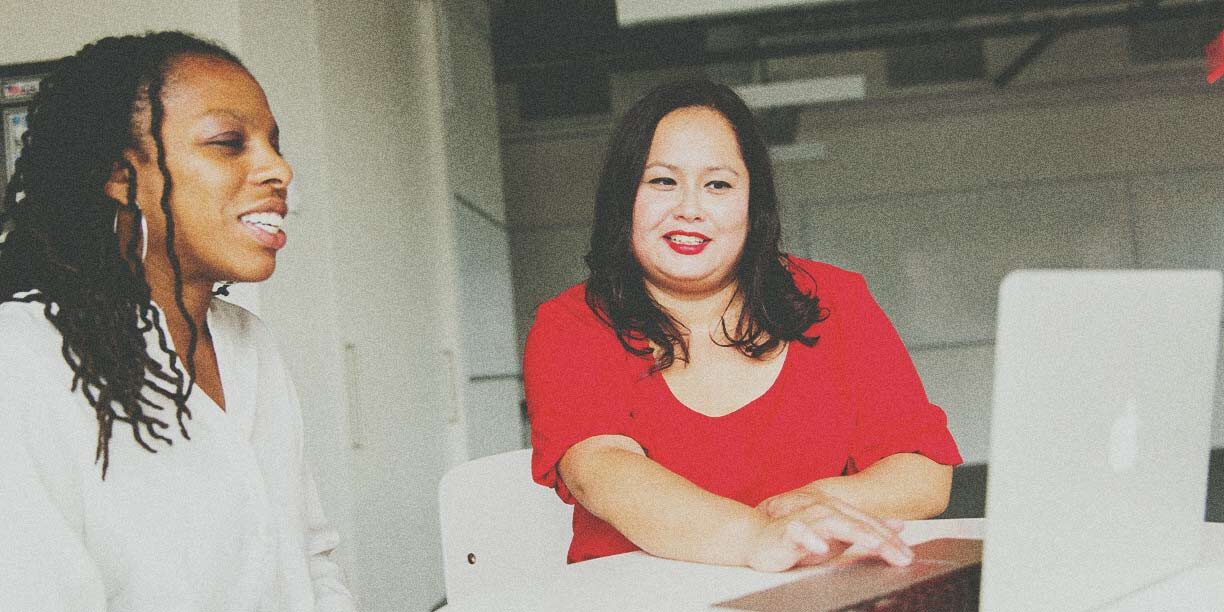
[1108,399,1140,473]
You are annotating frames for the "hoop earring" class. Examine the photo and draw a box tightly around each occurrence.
[139,216,148,262]
[113,208,149,262]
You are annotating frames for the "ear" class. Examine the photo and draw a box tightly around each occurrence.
[103,156,134,206]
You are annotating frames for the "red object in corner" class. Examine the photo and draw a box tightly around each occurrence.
[1206,29,1224,84]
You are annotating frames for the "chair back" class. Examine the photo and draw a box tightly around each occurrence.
[438,448,574,605]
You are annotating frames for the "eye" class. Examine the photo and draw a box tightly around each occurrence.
[706,180,733,190]
[647,176,676,187]
[208,132,246,150]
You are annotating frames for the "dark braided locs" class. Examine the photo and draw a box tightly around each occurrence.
[0,31,243,478]
[146,67,201,424]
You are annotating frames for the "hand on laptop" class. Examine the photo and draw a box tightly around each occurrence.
[757,488,904,530]
[745,490,913,572]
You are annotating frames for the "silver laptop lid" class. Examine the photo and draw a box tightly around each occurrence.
[981,270,1222,612]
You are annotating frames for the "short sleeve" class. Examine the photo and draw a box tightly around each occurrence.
[524,290,638,504]
[831,272,963,471]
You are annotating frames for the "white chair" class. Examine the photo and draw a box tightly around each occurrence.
[438,448,574,607]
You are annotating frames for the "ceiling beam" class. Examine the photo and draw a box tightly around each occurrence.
[614,0,862,27]
[494,0,1224,82]
[992,30,1058,87]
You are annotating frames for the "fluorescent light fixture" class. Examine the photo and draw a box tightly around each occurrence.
[616,0,860,26]
[734,75,865,109]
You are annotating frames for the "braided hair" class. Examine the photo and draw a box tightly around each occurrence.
[0,31,243,478]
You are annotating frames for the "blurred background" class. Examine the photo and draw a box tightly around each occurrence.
[2,1,1221,610]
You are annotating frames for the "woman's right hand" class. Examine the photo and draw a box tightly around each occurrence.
[744,493,913,572]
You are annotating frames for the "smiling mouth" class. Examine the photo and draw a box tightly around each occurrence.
[667,234,708,245]
[663,231,711,255]
[240,211,284,235]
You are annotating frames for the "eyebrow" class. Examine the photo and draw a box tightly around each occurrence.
[198,109,246,122]
[643,162,741,177]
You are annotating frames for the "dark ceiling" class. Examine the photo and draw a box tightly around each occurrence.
[491,0,1224,82]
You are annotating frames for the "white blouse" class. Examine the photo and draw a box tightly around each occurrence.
[0,297,356,612]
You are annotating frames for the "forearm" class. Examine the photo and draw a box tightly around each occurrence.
[807,453,952,519]
[560,436,765,566]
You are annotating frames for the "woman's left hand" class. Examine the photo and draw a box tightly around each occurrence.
[756,454,954,522]
[757,487,905,532]
[752,487,911,569]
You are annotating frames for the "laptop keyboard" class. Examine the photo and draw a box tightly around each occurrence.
[832,561,981,612]
[715,538,985,612]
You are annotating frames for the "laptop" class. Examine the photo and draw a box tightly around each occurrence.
[717,269,1223,612]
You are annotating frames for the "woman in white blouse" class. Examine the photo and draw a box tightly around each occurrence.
[0,32,356,611]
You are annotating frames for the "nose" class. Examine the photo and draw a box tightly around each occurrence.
[254,143,293,188]
[673,184,704,222]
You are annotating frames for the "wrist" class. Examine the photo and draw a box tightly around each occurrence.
[804,477,848,501]
[733,510,772,568]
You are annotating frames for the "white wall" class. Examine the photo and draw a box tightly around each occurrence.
[436,0,527,463]
[0,0,243,60]
[308,1,454,609]
[500,29,1224,465]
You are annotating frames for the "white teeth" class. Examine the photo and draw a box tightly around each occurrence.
[240,212,284,234]
[668,234,706,245]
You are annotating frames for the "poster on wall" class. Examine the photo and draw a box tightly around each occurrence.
[1,75,42,192]
[4,107,27,180]
[2,77,39,101]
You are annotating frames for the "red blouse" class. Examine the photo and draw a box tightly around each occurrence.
[524,257,963,563]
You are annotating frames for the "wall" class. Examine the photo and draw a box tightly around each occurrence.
[783,70,1221,465]
[307,1,454,609]
[436,0,527,463]
[0,0,243,60]
[500,27,1224,465]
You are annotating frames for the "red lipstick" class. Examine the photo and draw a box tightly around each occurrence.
[663,230,710,255]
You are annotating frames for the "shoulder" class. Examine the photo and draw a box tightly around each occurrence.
[208,296,261,328]
[209,298,305,428]
[0,296,57,335]
[532,282,607,333]
[209,297,276,347]
[783,256,869,299]
[526,281,629,360]
[0,298,88,439]
[0,297,68,366]
[208,298,296,384]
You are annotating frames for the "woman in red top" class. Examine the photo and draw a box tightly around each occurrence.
[524,80,962,572]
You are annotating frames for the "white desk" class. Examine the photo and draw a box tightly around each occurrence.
[445,519,1224,611]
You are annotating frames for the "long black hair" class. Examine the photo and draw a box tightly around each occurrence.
[0,31,244,478]
[584,79,828,372]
